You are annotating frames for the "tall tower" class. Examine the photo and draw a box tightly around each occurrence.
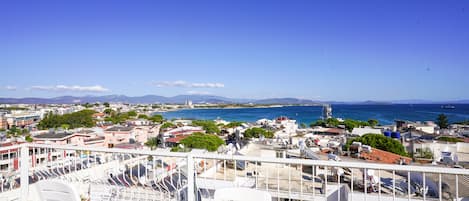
[322,104,332,120]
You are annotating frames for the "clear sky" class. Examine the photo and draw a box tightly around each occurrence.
[1,0,468,101]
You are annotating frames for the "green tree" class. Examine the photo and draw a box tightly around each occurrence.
[61,124,70,130]
[343,119,370,132]
[180,132,224,152]
[103,102,110,107]
[148,114,164,123]
[0,107,27,111]
[160,122,175,130]
[436,113,449,129]
[192,120,220,134]
[244,127,274,139]
[368,119,379,127]
[416,148,433,159]
[144,137,160,150]
[225,121,244,128]
[138,114,149,119]
[104,108,113,115]
[437,136,463,142]
[25,135,33,142]
[38,110,96,129]
[310,118,341,128]
[103,110,143,124]
[7,126,21,137]
[311,118,370,131]
[310,119,325,127]
[170,146,182,152]
[127,110,138,117]
[300,123,307,129]
[82,103,93,108]
[345,134,408,156]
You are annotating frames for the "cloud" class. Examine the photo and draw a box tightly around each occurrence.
[154,80,224,88]
[186,90,212,95]
[4,86,17,91]
[30,85,109,92]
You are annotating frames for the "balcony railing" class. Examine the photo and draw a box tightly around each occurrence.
[0,143,468,201]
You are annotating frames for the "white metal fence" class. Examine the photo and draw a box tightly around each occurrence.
[0,143,468,201]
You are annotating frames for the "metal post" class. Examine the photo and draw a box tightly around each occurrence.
[7,149,10,171]
[20,144,29,201]
[407,171,411,201]
[456,174,459,200]
[187,154,195,201]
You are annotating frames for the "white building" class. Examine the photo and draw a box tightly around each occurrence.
[351,127,382,136]
[257,116,298,138]
[414,125,435,134]
[162,126,204,138]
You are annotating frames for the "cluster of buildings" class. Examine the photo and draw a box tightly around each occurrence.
[0,111,41,130]
[0,103,468,168]
[0,104,87,130]
[0,103,468,200]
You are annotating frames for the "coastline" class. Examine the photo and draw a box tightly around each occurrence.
[158,104,469,125]
[153,104,322,113]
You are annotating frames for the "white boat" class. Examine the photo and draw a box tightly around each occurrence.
[441,105,456,109]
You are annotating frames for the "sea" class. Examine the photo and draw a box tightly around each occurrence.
[158,104,469,125]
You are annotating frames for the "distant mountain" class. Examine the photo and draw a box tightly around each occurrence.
[446,100,469,104]
[0,95,468,105]
[390,99,436,104]
[390,99,469,104]
[0,95,251,104]
[354,100,392,105]
[253,98,318,105]
[168,95,251,104]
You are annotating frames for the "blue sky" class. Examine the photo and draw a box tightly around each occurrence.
[1,0,468,101]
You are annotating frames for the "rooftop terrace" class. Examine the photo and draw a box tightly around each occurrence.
[0,143,467,201]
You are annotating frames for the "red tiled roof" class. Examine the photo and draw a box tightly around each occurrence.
[360,148,411,165]
[325,128,345,134]
[92,113,105,117]
[276,116,289,121]
[170,129,203,136]
[166,135,189,143]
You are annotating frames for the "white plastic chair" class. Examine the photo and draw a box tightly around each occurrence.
[214,187,272,201]
[35,180,81,201]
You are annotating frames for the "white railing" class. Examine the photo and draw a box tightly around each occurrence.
[0,143,468,201]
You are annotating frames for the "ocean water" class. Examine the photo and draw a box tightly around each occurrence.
[159,104,469,125]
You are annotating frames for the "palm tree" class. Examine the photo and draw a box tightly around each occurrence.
[437,113,449,129]
[144,137,160,150]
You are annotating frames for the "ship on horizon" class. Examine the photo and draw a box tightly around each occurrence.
[441,104,456,109]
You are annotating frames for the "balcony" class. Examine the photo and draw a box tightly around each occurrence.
[0,143,468,201]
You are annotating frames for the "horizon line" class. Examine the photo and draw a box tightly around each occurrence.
[0,94,468,103]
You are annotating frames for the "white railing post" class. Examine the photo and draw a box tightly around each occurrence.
[20,144,29,201]
[187,154,195,201]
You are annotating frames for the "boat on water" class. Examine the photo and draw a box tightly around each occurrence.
[441,105,456,109]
